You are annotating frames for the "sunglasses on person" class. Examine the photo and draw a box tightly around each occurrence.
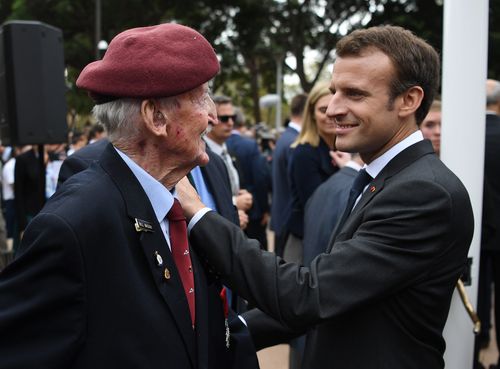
[218,114,237,123]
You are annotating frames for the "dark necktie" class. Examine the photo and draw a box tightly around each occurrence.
[167,199,196,326]
[336,169,373,232]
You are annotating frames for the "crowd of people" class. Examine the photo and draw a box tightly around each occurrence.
[0,123,107,264]
[0,21,495,369]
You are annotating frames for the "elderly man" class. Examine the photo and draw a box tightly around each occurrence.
[0,24,257,369]
[177,25,474,369]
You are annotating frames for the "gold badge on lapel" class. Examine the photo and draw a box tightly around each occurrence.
[134,218,154,232]
[164,268,171,280]
[370,186,376,193]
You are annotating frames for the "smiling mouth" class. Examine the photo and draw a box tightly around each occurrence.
[335,123,358,129]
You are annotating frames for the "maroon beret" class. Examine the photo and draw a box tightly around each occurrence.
[76,23,219,103]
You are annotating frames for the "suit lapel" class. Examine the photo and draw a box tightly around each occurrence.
[326,140,435,253]
[98,144,197,366]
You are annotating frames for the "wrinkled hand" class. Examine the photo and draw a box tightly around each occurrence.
[236,189,253,211]
[330,150,352,168]
[176,177,205,220]
[238,210,249,230]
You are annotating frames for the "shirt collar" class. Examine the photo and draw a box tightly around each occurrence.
[288,121,301,133]
[204,136,227,156]
[365,130,423,179]
[114,147,173,224]
[345,160,363,171]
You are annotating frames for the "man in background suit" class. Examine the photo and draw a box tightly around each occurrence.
[270,93,307,257]
[302,152,362,265]
[475,79,500,369]
[178,25,473,369]
[14,146,44,236]
[0,23,257,369]
[226,103,270,250]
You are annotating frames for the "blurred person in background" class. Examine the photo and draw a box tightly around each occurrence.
[284,82,338,264]
[270,93,307,257]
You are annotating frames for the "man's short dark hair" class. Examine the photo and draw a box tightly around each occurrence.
[213,95,232,106]
[336,25,440,124]
[290,93,308,117]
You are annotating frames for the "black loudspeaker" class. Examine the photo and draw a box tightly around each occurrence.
[0,21,67,145]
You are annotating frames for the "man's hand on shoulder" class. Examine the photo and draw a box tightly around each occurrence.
[176,177,205,220]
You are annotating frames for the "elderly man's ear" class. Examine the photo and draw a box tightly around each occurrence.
[141,99,167,135]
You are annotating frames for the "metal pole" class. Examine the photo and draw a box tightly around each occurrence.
[275,56,283,131]
[95,0,101,60]
[441,0,489,368]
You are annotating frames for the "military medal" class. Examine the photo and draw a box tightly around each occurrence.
[134,218,154,232]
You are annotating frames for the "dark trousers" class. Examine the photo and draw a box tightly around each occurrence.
[274,231,288,257]
[245,219,268,251]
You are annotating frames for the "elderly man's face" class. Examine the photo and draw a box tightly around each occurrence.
[163,83,216,167]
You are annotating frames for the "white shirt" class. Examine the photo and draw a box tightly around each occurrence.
[288,121,302,133]
[204,136,240,196]
[2,158,15,201]
[364,130,423,179]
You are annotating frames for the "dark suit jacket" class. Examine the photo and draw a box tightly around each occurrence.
[14,148,45,231]
[482,113,500,251]
[270,126,298,235]
[58,139,239,226]
[189,140,474,369]
[286,138,337,238]
[226,133,270,221]
[302,166,356,265]
[0,143,257,369]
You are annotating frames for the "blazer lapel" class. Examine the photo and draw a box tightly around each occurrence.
[326,140,435,253]
[98,143,197,366]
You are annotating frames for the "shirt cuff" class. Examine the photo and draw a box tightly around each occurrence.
[187,207,212,233]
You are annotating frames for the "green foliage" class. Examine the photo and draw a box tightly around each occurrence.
[1,0,498,126]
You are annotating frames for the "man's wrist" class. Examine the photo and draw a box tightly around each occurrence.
[187,207,212,233]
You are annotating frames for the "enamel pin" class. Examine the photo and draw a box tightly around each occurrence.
[134,218,154,232]
[154,251,163,266]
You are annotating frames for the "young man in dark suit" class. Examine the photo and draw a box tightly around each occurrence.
[0,23,257,369]
[177,25,474,369]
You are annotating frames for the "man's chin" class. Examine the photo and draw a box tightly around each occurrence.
[196,151,210,167]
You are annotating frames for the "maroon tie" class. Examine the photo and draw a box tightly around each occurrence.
[167,199,196,326]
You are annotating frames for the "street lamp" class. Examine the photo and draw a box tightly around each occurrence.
[97,39,108,59]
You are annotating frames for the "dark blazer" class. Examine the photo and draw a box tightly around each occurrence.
[58,139,239,226]
[14,148,45,231]
[482,113,500,251]
[189,140,474,369]
[0,143,257,369]
[285,138,337,238]
[302,166,357,265]
[270,126,298,235]
[226,133,270,221]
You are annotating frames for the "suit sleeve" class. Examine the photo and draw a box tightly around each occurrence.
[189,179,459,332]
[0,213,86,368]
[241,308,304,350]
